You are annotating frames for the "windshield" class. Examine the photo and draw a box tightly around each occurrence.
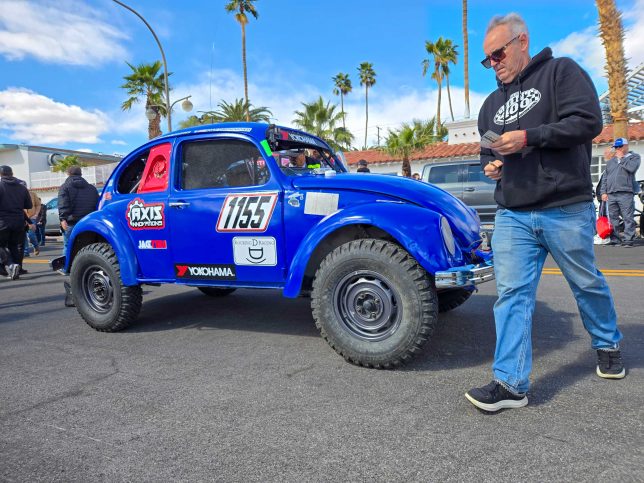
[273,147,345,176]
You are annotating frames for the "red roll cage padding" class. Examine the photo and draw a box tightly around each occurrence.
[138,143,171,193]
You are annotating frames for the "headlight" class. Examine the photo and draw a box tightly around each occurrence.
[440,216,456,255]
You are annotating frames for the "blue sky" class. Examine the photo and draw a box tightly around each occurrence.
[0,0,642,155]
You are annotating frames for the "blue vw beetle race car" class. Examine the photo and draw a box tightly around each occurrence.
[54,123,494,368]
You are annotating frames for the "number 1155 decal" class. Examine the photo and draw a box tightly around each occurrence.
[216,193,278,232]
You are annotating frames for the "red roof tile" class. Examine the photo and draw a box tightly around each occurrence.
[345,122,644,165]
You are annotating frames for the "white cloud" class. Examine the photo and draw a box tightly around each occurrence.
[111,139,128,145]
[0,88,108,144]
[0,0,128,66]
[551,0,644,83]
[175,68,488,149]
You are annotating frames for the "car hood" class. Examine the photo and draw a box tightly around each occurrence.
[291,173,482,250]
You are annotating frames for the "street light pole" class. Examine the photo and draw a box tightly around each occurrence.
[112,0,173,132]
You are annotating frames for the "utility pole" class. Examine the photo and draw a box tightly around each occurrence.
[376,126,381,146]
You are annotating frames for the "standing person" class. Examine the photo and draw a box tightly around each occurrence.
[600,138,641,247]
[0,165,32,280]
[35,200,47,246]
[466,13,624,413]
[58,166,99,254]
[356,159,370,173]
[24,191,41,257]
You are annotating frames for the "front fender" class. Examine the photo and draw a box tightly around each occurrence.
[283,201,459,298]
[65,211,140,286]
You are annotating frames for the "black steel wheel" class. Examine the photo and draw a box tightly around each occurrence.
[70,243,142,332]
[311,239,438,368]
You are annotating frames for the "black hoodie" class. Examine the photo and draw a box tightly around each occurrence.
[0,176,32,230]
[478,48,603,210]
[58,175,99,224]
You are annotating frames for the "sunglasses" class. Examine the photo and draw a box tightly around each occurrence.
[481,35,520,69]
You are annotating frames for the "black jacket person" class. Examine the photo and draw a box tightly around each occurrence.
[0,165,32,278]
[58,166,99,228]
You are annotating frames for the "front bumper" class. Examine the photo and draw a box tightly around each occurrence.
[434,262,495,289]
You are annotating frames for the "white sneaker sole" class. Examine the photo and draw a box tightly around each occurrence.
[465,392,528,412]
[596,366,625,379]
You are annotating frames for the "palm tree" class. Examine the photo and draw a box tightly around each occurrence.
[423,37,457,126]
[596,0,628,138]
[462,0,470,118]
[52,155,85,173]
[121,61,168,139]
[225,0,259,122]
[178,99,272,128]
[293,96,354,151]
[441,41,459,122]
[332,73,352,131]
[384,118,442,177]
[358,62,376,149]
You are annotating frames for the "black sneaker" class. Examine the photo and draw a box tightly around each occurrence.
[9,264,20,280]
[596,350,625,379]
[465,381,528,412]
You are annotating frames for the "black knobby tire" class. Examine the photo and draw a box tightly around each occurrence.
[197,287,237,297]
[70,243,142,332]
[311,239,438,369]
[437,288,473,313]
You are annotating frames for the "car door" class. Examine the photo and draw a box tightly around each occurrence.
[462,162,497,223]
[425,164,464,200]
[166,136,286,286]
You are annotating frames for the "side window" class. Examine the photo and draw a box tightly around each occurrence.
[117,149,150,194]
[466,164,495,184]
[181,139,269,190]
[428,165,463,184]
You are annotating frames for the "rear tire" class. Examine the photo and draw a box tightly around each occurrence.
[311,239,438,369]
[197,287,236,297]
[438,288,473,313]
[71,243,142,332]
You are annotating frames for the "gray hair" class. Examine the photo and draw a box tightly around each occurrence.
[486,13,529,37]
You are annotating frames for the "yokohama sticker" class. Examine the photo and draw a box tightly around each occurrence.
[126,198,165,230]
[174,263,237,280]
[216,192,278,232]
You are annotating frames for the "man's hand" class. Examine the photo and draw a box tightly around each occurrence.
[490,130,526,155]
[603,148,614,159]
[61,220,68,231]
[484,160,503,181]
[601,194,608,201]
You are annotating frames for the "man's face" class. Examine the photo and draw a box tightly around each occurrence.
[483,25,528,84]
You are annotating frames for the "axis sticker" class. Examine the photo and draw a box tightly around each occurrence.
[216,192,278,232]
[126,198,165,230]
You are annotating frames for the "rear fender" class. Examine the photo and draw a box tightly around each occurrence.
[283,201,455,298]
[66,212,140,286]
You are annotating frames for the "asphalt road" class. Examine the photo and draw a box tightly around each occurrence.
[1,239,643,482]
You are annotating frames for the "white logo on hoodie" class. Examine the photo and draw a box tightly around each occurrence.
[493,88,541,125]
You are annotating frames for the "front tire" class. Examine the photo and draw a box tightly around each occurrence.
[70,243,142,332]
[438,288,473,313]
[311,239,438,368]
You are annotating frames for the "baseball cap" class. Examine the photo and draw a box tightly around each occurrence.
[0,165,13,176]
[613,137,629,148]
[357,159,368,166]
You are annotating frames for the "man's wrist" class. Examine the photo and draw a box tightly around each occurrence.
[522,130,528,148]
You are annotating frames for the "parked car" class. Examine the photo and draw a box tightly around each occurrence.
[44,197,61,235]
[53,123,494,368]
[422,159,496,225]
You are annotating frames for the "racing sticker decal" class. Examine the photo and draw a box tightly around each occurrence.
[126,198,165,230]
[174,264,237,280]
[138,239,167,250]
[304,192,339,216]
[216,192,278,232]
[493,88,541,125]
[233,237,277,266]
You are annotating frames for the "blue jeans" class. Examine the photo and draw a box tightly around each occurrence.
[62,225,73,255]
[491,201,622,394]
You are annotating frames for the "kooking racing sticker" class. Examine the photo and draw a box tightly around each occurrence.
[126,198,165,230]
[216,193,278,232]
[174,264,237,280]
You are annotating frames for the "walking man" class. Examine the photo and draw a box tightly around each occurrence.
[600,138,641,247]
[58,166,99,253]
[0,165,32,280]
[467,13,624,412]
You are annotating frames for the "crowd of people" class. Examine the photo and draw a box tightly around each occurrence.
[0,165,97,280]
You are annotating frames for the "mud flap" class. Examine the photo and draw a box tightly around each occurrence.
[63,280,75,307]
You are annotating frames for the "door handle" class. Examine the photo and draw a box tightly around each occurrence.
[169,201,190,208]
[464,187,475,192]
